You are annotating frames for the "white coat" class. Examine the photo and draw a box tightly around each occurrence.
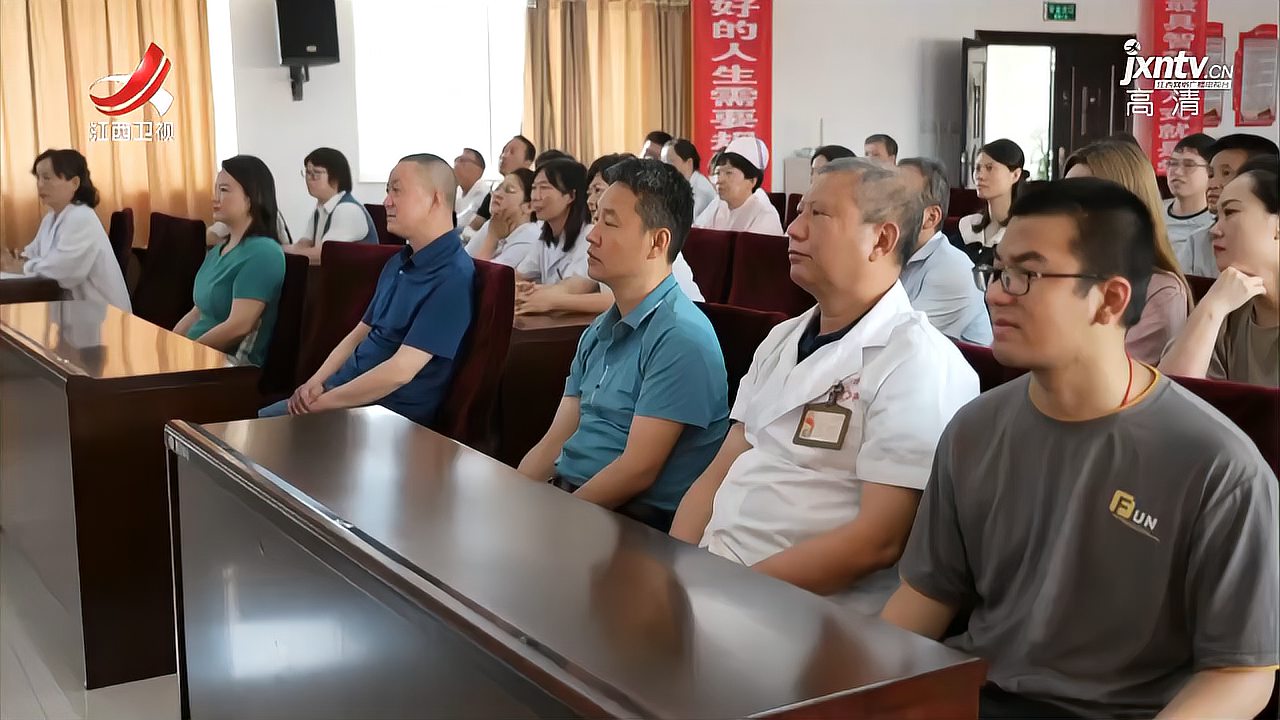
[699,282,979,610]
[22,204,131,312]
[694,188,784,236]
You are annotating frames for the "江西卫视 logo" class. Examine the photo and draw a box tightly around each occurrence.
[89,42,174,116]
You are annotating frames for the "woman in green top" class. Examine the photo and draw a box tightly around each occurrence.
[174,155,286,366]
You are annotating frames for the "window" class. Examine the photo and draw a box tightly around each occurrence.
[352,0,526,183]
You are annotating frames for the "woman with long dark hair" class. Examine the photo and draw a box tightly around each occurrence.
[959,138,1025,266]
[19,148,130,310]
[516,159,591,284]
[174,155,286,366]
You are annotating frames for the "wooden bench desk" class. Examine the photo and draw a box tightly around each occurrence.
[167,407,985,719]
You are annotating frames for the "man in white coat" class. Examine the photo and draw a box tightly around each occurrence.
[670,157,979,612]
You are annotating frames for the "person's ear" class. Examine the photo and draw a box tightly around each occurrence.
[70,176,81,192]
[1093,276,1133,326]
[649,227,672,261]
[869,222,902,262]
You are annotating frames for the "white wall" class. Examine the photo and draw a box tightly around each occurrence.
[220,0,384,237]
[771,0,1279,188]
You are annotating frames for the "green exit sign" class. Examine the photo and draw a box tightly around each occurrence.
[1044,2,1077,21]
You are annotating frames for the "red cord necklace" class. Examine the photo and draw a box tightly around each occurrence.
[1120,355,1134,408]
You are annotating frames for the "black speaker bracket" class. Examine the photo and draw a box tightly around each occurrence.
[288,65,310,101]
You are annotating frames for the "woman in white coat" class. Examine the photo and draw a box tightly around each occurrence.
[22,149,131,311]
[693,136,785,236]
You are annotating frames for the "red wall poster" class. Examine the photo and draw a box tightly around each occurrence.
[692,0,773,188]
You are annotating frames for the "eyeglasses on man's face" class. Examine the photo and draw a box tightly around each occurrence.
[972,264,1108,296]
[1163,159,1208,172]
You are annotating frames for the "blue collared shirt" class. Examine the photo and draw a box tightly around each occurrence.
[329,229,474,426]
[900,232,992,345]
[556,274,730,512]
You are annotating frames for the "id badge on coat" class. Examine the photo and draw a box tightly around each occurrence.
[792,378,857,450]
[792,401,852,449]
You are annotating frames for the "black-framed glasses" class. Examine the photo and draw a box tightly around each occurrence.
[1163,159,1208,171]
[972,264,1108,296]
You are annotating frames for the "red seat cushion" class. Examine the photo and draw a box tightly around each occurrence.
[682,228,734,304]
[726,231,813,317]
[431,259,514,451]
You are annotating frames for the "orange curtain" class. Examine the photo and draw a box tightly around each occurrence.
[524,0,690,162]
[0,0,216,249]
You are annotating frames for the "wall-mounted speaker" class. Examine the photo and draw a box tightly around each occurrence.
[275,0,339,67]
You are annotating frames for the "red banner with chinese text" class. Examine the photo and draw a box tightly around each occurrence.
[692,0,773,188]
[1137,0,1208,175]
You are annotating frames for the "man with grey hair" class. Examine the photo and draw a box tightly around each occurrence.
[671,157,978,611]
[898,157,992,345]
[260,153,475,427]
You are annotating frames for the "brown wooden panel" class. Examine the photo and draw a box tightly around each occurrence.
[0,300,262,688]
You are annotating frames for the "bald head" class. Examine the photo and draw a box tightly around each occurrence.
[816,157,924,264]
[398,153,458,210]
[385,153,459,244]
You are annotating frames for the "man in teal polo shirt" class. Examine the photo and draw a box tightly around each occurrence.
[518,159,729,531]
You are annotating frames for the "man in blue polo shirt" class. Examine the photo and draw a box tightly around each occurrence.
[260,153,474,426]
[518,159,729,531]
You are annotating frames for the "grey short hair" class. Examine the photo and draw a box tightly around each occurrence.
[897,157,950,220]
[398,153,458,210]
[816,157,924,265]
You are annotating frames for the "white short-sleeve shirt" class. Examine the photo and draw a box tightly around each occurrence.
[699,282,979,602]
[303,191,370,244]
[515,222,593,283]
[468,219,541,268]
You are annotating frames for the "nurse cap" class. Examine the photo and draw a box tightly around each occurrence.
[723,136,769,172]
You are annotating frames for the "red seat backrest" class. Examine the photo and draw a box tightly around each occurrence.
[107,208,134,275]
[785,193,802,228]
[726,231,813,317]
[364,203,406,246]
[948,187,984,218]
[1186,274,1215,303]
[432,259,515,452]
[297,243,400,382]
[259,253,309,400]
[131,212,206,330]
[698,302,785,406]
[682,228,734,304]
[767,192,787,226]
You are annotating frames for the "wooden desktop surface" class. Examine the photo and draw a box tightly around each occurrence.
[170,407,984,719]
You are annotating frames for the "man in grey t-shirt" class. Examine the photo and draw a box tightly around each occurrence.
[883,178,1279,719]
